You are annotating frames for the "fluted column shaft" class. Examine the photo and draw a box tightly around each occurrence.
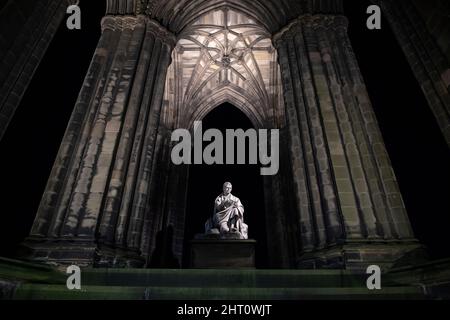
[28,15,175,264]
[274,14,416,257]
[30,15,123,238]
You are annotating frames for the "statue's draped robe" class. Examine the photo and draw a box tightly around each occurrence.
[206,193,248,239]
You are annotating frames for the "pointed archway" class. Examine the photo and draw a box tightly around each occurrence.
[183,103,268,268]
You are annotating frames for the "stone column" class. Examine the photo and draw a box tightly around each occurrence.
[374,0,450,146]
[144,126,188,267]
[274,14,424,269]
[21,15,176,267]
[0,0,75,140]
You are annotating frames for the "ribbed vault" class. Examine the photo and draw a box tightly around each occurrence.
[162,8,284,129]
[106,0,344,34]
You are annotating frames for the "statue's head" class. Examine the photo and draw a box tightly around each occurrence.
[223,182,232,195]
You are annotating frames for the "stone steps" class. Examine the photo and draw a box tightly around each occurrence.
[81,268,373,288]
[0,258,430,300]
[0,257,65,284]
[13,283,425,300]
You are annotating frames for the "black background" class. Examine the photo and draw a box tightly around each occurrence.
[0,0,449,263]
[0,300,446,320]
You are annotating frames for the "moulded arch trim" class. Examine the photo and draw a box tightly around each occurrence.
[186,87,268,130]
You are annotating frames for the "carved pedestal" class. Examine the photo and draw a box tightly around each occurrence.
[190,240,256,269]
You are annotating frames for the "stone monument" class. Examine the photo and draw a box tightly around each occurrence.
[204,182,248,240]
[191,182,256,268]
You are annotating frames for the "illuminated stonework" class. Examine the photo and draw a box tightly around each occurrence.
[163,9,284,128]
[16,0,425,271]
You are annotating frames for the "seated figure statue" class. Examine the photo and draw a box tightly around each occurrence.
[205,182,248,240]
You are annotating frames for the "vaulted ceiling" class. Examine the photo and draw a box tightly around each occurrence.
[104,0,344,128]
[163,8,284,128]
[106,0,344,34]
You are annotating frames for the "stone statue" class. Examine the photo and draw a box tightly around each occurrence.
[205,182,248,240]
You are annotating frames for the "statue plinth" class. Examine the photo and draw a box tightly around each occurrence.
[192,183,254,268]
[190,239,256,269]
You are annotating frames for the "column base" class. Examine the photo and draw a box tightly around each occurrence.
[17,237,98,267]
[17,238,145,268]
[297,240,428,271]
[94,244,145,268]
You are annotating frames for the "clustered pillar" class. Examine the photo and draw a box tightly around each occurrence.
[274,15,422,269]
[22,15,176,267]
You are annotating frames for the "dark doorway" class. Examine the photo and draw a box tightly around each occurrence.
[182,103,268,268]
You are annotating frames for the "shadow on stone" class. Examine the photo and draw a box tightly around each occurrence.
[148,225,180,269]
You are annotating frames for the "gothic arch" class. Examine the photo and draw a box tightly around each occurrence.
[162,8,285,132]
[187,86,266,130]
